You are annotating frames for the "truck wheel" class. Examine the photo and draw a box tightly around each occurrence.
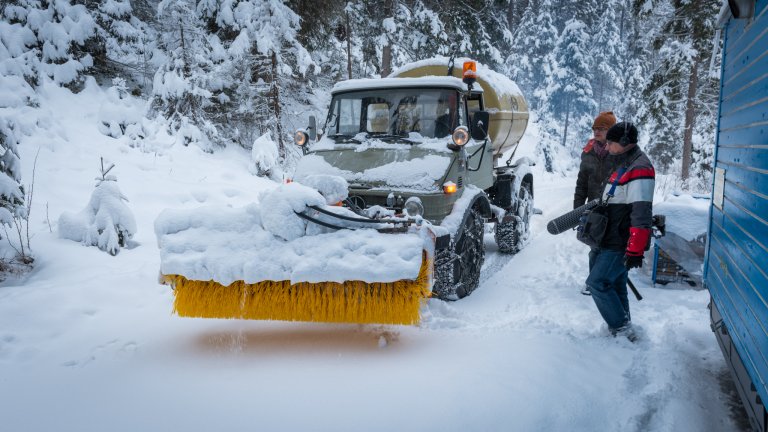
[495,183,532,254]
[433,208,485,300]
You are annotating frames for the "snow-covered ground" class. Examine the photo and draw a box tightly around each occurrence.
[0,83,746,431]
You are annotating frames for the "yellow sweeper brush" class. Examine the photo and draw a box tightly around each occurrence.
[161,252,432,325]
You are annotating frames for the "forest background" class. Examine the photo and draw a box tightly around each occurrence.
[0,0,723,245]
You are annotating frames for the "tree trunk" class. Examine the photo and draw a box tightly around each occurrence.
[682,60,698,181]
[179,20,189,76]
[507,0,516,31]
[382,45,392,77]
[269,51,284,159]
[381,0,394,77]
[597,73,604,112]
[561,94,571,150]
[346,11,352,80]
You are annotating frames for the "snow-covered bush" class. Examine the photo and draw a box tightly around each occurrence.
[98,77,146,146]
[249,132,283,180]
[58,160,136,256]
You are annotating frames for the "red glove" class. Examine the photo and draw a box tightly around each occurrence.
[626,227,651,257]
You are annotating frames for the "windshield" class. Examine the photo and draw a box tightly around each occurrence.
[325,88,461,141]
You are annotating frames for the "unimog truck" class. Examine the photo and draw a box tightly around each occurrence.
[292,58,534,300]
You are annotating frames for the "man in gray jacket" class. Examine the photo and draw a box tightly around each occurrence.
[586,122,655,341]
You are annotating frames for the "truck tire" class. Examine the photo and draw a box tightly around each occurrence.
[433,208,485,300]
[494,183,532,254]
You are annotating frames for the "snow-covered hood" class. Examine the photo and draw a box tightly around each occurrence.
[294,140,453,192]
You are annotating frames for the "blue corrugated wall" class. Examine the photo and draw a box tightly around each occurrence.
[706,0,768,407]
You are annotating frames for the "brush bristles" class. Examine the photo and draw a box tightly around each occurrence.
[162,253,432,325]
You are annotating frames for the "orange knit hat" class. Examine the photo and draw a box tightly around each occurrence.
[592,111,617,130]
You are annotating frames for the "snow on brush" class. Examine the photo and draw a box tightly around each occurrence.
[0,82,745,432]
[155,181,425,285]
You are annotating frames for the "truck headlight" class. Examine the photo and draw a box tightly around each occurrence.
[452,126,469,147]
[294,130,309,146]
[404,197,424,217]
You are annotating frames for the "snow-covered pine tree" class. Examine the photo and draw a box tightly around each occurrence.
[432,0,510,70]
[90,0,155,91]
[549,18,596,157]
[403,1,448,62]
[639,0,720,184]
[507,0,559,110]
[58,158,136,256]
[192,0,316,155]
[379,0,449,71]
[590,0,625,113]
[505,0,530,34]
[149,0,218,151]
[345,0,400,76]
[617,0,646,121]
[286,0,347,80]
[2,0,103,90]
[0,120,26,231]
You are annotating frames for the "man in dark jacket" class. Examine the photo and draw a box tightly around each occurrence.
[574,111,617,208]
[575,111,616,295]
[586,122,655,341]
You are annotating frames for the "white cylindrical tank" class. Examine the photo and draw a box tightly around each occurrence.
[390,57,529,158]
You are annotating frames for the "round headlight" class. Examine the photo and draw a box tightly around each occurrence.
[404,197,424,218]
[294,130,308,146]
[452,126,469,147]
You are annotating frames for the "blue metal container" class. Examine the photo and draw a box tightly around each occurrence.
[706,1,768,430]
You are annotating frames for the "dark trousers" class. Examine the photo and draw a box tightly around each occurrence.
[586,248,630,330]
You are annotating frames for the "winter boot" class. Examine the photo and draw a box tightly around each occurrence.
[580,285,591,296]
[610,322,637,342]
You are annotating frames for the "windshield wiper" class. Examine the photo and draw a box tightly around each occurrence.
[329,134,363,143]
[367,133,421,144]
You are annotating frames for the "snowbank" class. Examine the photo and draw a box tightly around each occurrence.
[654,193,710,241]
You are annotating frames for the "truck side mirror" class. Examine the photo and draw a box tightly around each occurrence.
[470,111,489,141]
[308,115,317,140]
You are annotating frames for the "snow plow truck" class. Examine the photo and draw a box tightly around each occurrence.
[155,57,533,326]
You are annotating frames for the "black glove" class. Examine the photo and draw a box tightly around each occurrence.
[624,254,643,269]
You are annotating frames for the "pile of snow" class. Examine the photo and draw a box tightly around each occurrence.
[97,78,147,146]
[298,174,349,205]
[654,193,710,241]
[294,152,450,191]
[155,182,427,285]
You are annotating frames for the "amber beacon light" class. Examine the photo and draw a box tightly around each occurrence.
[462,61,477,85]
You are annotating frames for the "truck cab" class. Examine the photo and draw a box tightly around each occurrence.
[295,76,493,224]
